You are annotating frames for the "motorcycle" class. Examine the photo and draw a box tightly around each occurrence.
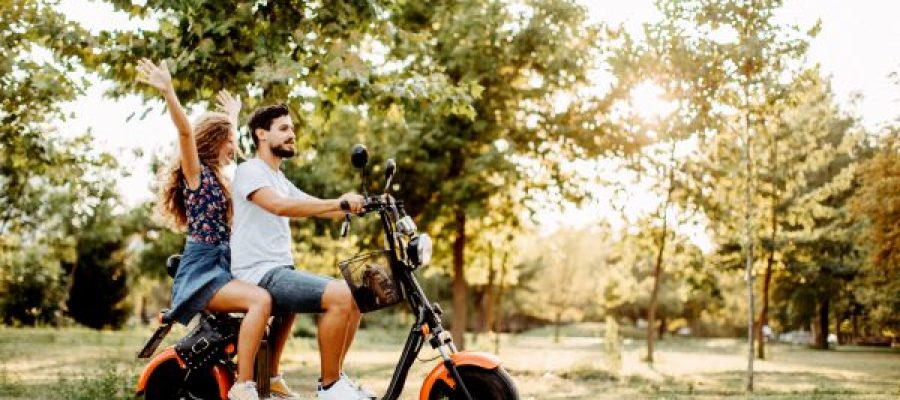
[134,144,519,399]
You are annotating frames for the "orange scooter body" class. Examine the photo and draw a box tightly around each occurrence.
[135,347,233,400]
[419,351,502,399]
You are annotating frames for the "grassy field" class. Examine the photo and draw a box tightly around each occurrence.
[0,322,898,399]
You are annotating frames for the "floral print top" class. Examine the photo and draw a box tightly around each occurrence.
[183,164,230,245]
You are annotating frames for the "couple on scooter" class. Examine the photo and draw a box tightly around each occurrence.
[136,58,373,400]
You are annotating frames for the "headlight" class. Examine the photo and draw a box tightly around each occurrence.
[408,234,433,267]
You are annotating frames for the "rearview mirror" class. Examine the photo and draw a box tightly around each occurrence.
[385,159,396,179]
[384,158,396,191]
[351,144,369,169]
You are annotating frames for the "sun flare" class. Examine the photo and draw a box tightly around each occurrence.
[630,80,676,120]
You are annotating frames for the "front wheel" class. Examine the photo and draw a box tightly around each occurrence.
[427,366,518,400]
[141,357,223,400]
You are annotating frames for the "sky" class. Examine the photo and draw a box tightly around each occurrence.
[53,0,900,236]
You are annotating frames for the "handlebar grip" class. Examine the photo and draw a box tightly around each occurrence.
[340,199,350,211]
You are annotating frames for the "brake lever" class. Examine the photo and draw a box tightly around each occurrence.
[340,200,352,238]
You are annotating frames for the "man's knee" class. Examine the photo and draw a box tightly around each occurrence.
[323,281,357,314]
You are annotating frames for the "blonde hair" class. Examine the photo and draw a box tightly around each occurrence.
[156,112,234,230]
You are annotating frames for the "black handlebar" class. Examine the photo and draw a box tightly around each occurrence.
[362,197,403,214]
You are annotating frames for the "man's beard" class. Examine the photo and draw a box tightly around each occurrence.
[271,143,295,158]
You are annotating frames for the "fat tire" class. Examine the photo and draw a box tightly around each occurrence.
[427,366,518,400]
[141,358,221,400]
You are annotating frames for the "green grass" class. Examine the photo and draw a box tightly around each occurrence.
[1,324,898,399]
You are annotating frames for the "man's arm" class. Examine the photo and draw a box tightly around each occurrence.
[248,188,363,218]
[312,209,351,220]
[249,187,342,218]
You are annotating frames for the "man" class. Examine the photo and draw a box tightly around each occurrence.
[230,104,372,400]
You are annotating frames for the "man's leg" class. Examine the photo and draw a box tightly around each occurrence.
[257,267,354,386]
[318,281,356,385]
[339,303,362,367]
[269,313,296,376]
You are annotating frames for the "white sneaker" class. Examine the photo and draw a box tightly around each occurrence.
[316,376,368,400]
[341,372,375,399]
[228,381,260,400]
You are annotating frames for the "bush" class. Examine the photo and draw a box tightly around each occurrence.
[0,248,65,326]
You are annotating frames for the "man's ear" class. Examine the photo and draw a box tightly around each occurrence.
[255,127,266,143]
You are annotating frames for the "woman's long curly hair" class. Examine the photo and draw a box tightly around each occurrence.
[157,112,234,230]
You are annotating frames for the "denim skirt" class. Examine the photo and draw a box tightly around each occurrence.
[164,238,232,325]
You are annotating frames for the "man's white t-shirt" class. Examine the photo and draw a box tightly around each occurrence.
[231,158,313,284]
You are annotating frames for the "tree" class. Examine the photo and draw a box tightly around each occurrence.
[776,74,867,349]
[515,229,607,343]
[637,0,817,388]
[380,0,623,348]
[851,125,900,334]
[1,0,94,233]
[0,1,131,327]
[92,0,476,126]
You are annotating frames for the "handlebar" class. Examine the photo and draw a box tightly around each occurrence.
[362,196,403,214]
[340,195,405,238]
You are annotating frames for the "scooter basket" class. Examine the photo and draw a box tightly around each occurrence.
[339,251,403,313]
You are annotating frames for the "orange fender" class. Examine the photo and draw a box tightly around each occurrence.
[135,347,233,400]
[419,352,502,399]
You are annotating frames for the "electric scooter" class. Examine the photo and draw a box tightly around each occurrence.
[133,144,519,399]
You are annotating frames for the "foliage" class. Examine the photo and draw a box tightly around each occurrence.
[0,0,93,232]
[0,246,66,326]
[851,126,900,332]
[0,1,131,327]
[64,195,133,330]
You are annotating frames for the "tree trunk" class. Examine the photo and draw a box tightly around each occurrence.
[140,295,149,325]
[554,312,562,344]
[851,303,859,343]
[817,295,830,349]
[742,99,756,393]
[646,252,663,363]
[757,237,774,359]
[647,143,676,364]
[658,315,666,340]
[452,208,468,350]
[758,128,779,360]
[494,250,508,355]
[483,241,495,334]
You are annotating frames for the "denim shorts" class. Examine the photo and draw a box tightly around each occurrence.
[165,239,232,325]
[257,266,332,314]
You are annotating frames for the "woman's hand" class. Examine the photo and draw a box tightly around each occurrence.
[216,90,242,121]
[135,58,173,93]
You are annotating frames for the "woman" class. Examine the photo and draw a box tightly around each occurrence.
[136,58,270,400]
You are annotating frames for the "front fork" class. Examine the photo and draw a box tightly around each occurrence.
[433,334,475,400]
[381,316,474,400]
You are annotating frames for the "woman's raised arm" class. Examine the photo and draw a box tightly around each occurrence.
[136,58,201,189]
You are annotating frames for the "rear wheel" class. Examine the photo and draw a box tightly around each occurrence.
[427,366,518,400]
[142,358,222,400]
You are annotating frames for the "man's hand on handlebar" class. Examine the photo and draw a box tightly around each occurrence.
[339,192,365,214]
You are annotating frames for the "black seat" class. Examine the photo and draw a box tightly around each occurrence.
[166,255,181,278]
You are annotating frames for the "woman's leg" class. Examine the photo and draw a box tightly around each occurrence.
[207,280,272,382]
[269,313,295,375]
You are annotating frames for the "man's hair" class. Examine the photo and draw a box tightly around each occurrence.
[247,104,290,148]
